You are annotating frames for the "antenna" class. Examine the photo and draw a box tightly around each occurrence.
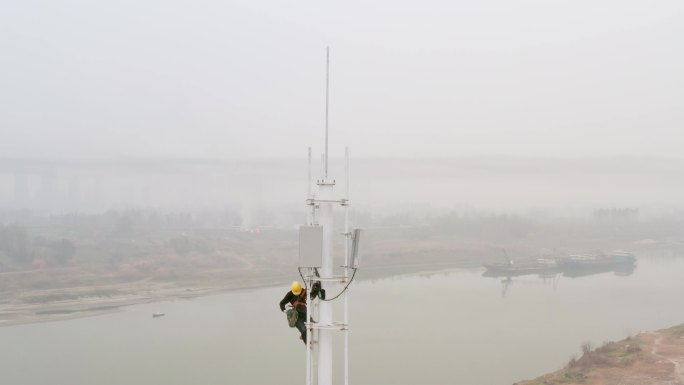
[307,147,312,198]
[324,46,330,179]
[345,146,349,200]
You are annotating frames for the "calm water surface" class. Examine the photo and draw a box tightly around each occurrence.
[3,256,684,385]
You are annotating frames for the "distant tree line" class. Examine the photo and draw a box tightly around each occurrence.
[0,225,76,267]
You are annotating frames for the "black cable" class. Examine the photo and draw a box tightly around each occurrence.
[298,266,358,302]
[320,268,357,302]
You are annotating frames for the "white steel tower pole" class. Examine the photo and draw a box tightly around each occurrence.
[318,179,334,385]
[306,279,311,385]
[324,47,330,179]
[317,45,334,385]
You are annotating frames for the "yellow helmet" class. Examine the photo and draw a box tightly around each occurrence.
[291,281,303,295]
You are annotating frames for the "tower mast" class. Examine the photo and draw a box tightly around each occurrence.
[300,47,361,385]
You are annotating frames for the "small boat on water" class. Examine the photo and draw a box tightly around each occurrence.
[152,312,165,318]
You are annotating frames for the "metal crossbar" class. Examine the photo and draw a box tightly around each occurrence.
[306,322,348,331]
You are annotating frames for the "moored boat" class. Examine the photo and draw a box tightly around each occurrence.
[557,251,636,270]
[483,250,637,278]
[483,258,559,277]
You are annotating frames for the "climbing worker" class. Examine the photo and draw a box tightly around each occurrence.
[279,280,325,345]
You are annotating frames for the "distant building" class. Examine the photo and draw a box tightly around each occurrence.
[593,208,639,222]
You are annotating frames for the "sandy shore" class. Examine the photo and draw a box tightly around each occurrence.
[0,278,289,328]
[0,286,219,327]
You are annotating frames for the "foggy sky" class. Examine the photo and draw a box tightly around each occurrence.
[2,0,683,160]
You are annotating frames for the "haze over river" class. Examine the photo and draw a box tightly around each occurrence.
[3,255,684,385]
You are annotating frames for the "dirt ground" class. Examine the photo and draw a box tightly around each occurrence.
[516,324,684,385]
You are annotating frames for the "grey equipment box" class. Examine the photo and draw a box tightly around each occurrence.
[299,225,323,268]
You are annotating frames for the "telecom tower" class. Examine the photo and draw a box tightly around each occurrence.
[298,47,361,385]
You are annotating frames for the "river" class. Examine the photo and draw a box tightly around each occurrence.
[2,255,684,385]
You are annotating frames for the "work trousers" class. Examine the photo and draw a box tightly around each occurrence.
[296,311,307,343]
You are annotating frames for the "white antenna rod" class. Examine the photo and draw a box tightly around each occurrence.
[324,46,330,179]
[345,146,349,200]
[307,147,312,198]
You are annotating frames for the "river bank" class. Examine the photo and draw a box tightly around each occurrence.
[0,281,246,327]
[0,260,473,327]
[516,324,684,385]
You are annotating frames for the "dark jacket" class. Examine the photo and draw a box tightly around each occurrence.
[279,283,325,314]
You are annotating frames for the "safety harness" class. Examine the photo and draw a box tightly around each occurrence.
[291,289,307,310]
[286,289,307,328]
